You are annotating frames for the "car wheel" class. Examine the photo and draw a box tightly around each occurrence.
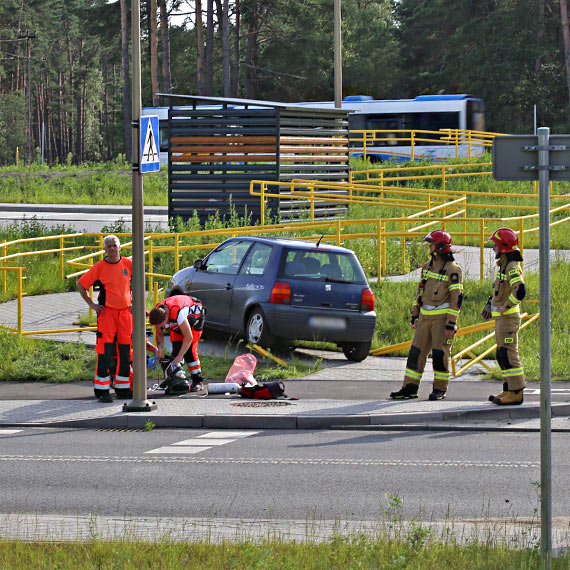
[341,341,371,362]
[246,309,274,347]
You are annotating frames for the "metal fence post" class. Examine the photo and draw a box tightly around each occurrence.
[537,126,552,569]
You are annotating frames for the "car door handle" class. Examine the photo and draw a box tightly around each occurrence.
[225,283,233,290]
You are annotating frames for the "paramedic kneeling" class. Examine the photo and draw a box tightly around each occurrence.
[149,295,206,392]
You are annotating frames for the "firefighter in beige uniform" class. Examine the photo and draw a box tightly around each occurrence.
[390,230,463,401]
[482,227,526,405]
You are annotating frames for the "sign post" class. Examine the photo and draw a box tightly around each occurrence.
[123,0,157,413]
[492,128,570,569]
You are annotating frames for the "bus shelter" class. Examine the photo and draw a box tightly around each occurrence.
[159,94,350,223]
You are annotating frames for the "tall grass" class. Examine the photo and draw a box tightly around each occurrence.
[0,532,563,569]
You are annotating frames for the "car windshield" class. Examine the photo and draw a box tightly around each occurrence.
[277,248,367,284]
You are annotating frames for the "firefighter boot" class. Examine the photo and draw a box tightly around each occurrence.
[94,389,113,403]
[390,383,419,400]
[492,388,524,406]
[428,389,446,401]
[489,382,509,402]
[190,372,205,392]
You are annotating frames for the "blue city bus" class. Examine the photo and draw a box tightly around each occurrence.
[143,94,485,163]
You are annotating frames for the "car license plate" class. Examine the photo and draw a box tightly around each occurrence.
[309,316,347,330]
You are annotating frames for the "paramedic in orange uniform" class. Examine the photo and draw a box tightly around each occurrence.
[149,295,206,392]
[77,235,133,402]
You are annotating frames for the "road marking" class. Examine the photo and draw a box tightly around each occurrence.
[143,447,212,455]
[0,430,23,435]
[526,389,570,395]
[0,455,540,468]
[145,430,259,455]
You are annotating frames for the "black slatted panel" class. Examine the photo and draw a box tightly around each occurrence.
[166,99,350,223]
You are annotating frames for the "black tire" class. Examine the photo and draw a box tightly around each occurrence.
[341,341,371,362]
[246,308,274,348]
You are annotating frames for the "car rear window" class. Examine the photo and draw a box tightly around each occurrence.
[278,248,367,284]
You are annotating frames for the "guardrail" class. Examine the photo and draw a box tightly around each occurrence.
[348,129,499,161]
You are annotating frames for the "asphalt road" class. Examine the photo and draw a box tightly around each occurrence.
[0,426,566,523]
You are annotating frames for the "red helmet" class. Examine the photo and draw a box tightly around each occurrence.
[490,227,519,253]
[423,230,452,253]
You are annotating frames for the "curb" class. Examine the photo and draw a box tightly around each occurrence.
[0,203,167,216]
[2,402,569,431]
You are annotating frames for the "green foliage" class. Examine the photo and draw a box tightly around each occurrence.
[0,332,96,383]
[0,531,564,569]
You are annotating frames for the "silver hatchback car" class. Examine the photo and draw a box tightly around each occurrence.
[166,236,377,361]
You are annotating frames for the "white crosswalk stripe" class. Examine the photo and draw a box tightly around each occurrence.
[144,431,259,455]
[0,429,23,435]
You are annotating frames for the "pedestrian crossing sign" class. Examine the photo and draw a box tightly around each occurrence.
[139,115,160,173]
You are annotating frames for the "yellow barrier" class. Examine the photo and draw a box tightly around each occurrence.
[451,313,539,377]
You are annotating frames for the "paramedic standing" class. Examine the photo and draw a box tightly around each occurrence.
[77,235,133,402]
[482,227,526,405]
[390,230,463,401]
[149,295,206,392]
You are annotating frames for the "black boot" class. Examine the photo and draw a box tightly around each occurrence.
[489,382,509,402]
[190,372,204,392]
[94,389,113,403]
[115,388,133,400]
[390,384,419,400]
[428,389,447,401]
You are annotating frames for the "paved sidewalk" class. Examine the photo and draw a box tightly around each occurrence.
[0,283,566,432]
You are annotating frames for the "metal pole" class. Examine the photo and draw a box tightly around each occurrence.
[334,0,342,108]
[124,0,156,412]
[537,126,551,569]
[41,120,45,165]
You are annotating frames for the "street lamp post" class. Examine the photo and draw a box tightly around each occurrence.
[334,0,342,108]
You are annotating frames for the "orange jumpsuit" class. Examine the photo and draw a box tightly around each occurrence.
[78,256,132,395]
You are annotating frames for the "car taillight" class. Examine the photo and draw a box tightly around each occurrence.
[270,281,291,304]
[361,288,375,311]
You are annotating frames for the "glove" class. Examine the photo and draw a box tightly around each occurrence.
[411,315,418,328]
[481,303,492,320]
[147,356,159,370]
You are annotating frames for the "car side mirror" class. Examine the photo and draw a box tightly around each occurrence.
[193,259,203,270]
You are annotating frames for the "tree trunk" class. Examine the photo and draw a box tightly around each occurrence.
[244,1,259,99]
[148,0,160,106]
[221,0,230,96]
[159,0,172,94]
[205,0,214,94]
[231,0,240,97]
[120,0,132,162]
[196,0,206,94]
[560,0,570,102]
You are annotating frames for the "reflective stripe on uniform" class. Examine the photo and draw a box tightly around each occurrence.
[501,367,524,377]
[448,283,463,291]
[94,375,111,387]
[187,359,201,372]
[425,271,449,281]
[405,368,422,380]
[447,308,460,318]
[433,370,450,380]
[508,293,520,305]
[114,375,131,389]
[492,305,520,317]
[420,302,450,315]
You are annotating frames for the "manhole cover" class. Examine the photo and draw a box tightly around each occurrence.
[231,401,294,408]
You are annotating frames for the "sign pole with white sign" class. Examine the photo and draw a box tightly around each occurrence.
[123,0,156,413]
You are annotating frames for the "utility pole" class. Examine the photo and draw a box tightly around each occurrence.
[18,29,37,165]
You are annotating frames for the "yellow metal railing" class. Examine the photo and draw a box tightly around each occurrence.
[371,313,539,378]
[348,129,498,162]
[451,313,540,377]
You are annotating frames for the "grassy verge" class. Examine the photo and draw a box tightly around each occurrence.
[0,333,319,383]
[0,533,563,569]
